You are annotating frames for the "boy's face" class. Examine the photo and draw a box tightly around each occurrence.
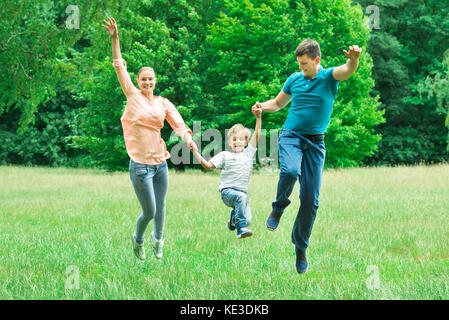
[228,133,248,153]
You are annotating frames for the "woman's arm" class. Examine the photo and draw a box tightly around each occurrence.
[164,99,194,144]
[103,17,135,96]
[103,17,122,60]
[189,142,215,170]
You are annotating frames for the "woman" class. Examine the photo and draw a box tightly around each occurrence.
[103,17,194,260]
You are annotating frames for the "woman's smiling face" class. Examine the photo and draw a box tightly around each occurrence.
[137,69,157,94]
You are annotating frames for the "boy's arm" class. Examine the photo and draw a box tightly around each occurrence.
[189,142,215,170]
[249,111,262,148]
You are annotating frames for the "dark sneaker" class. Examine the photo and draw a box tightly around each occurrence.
[295,247,308,274]
[236,227,253,239]
[227,209,236,231]
[266,210,283,231]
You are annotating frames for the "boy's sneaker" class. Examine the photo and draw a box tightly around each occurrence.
[151,231,164,259]
[236,227,253,239]
[295,247,308,274]
[131,234,145,260]
[227,209,236,231]
[266,210,283,231]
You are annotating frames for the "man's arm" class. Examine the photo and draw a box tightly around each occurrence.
[333,45,362,81]
[252,90,291,114]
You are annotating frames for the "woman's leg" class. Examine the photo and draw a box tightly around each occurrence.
[129,160,157,243]
[151,161,169,240]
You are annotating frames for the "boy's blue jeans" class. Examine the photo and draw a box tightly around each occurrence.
[129,159,169,243]
[272,129,326,252]
[221,188,252,230]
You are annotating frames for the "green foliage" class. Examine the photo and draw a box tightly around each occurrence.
[356,0,449,164]
[66,0,223,170]
[1,0,385,170]
[418,54,449,151]
[0,85,84,166]
[206,0,384,167]
[0,0,108,133]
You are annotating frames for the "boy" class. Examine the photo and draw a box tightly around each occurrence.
[189,109,262,238]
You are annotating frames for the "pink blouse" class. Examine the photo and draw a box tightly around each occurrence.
[113,58,192,165]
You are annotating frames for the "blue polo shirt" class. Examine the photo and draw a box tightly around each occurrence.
[282,67,339,134]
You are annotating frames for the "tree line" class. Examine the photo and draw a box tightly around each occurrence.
[0,0,447,171]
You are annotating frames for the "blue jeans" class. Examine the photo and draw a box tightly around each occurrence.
[221,188,252,230]
[129,159,169,243]
[272,129,326,251]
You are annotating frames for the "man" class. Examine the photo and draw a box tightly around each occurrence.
[252,38,361,273]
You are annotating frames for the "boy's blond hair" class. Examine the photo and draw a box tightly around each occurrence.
[227,124,251,142]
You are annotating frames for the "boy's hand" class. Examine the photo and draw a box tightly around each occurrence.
[251,102,263,117]
[102,17,118,38]
[188,140,198,153]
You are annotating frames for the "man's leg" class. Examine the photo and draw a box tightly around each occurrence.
[267,132,303,230]
[292,139,325,272]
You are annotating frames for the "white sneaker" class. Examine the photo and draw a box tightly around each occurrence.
[131,234,146,260]
[151,231,164,259]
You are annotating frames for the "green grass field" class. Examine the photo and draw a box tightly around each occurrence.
[1,164,448,300]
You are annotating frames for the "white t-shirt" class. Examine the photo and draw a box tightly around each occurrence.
[209,144,257,192]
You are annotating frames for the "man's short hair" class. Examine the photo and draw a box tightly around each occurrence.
[295,38,321,59]
[227,124,251,141]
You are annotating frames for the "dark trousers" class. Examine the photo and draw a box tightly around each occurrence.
[272,129,326,251]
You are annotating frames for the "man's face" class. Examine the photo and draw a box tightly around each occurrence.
[228,134,248,153]
[297,54,320,78]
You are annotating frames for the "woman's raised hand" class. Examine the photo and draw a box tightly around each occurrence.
[102,16,118,38]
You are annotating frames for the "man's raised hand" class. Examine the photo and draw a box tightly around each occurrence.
[343,45,362,61]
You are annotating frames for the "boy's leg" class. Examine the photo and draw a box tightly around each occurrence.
[245,197,252,227]
[291,140,325,252]
[227,209,236,231]
[221,188,249,230]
